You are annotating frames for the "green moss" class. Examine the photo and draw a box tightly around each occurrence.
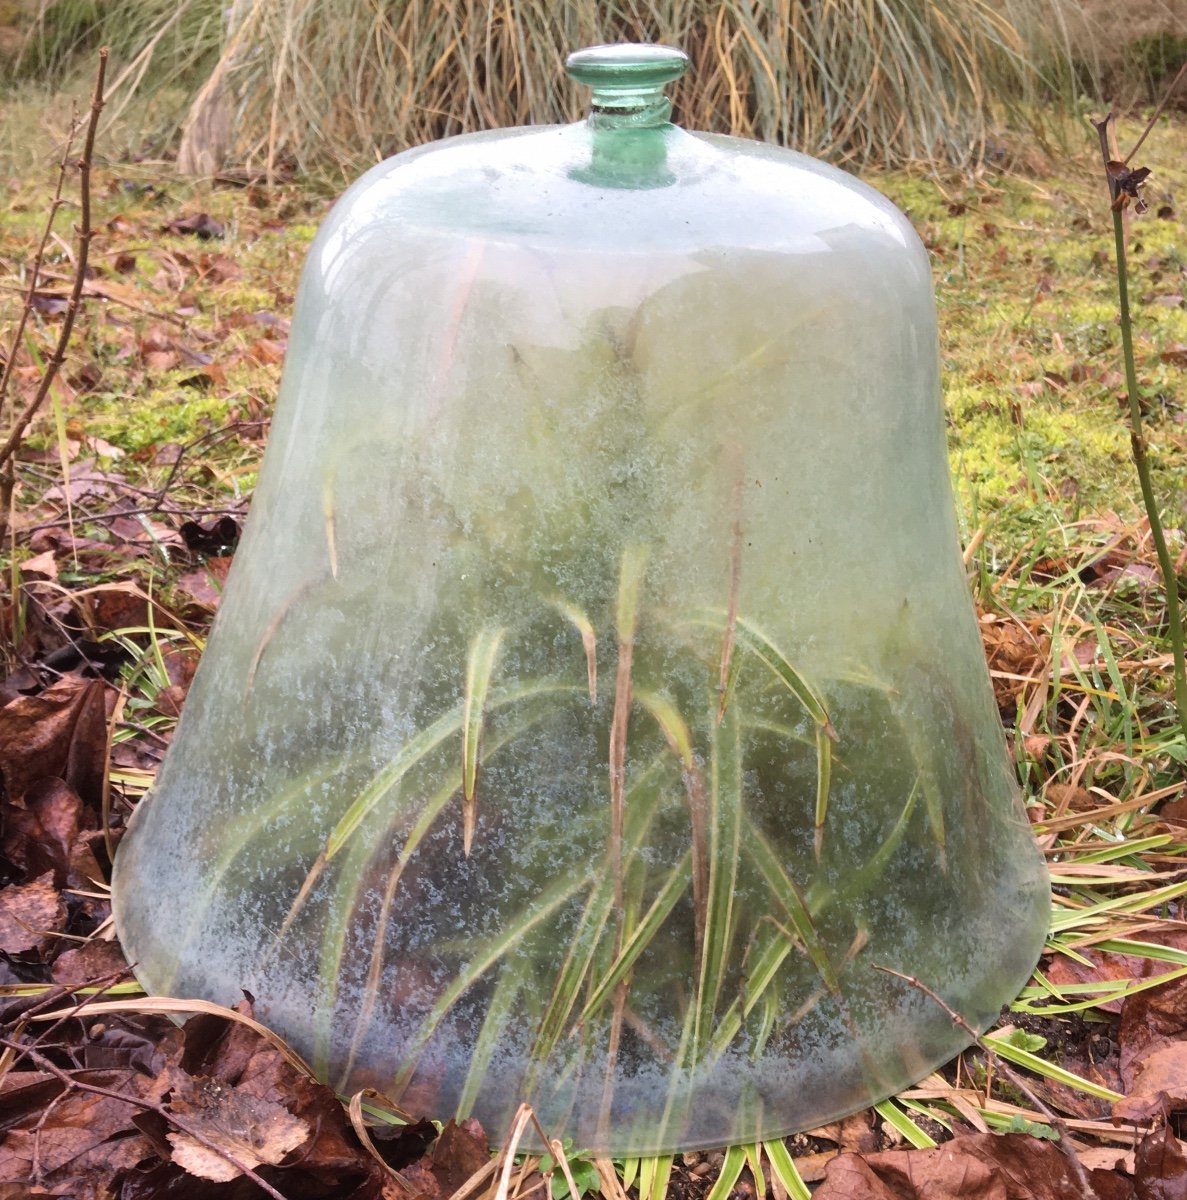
[81,386,231,453]
[870,131,1187,557]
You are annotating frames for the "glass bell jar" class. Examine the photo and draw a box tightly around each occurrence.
[113,43,1050,1154]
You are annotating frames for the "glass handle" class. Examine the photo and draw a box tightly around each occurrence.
[565,44,689,129]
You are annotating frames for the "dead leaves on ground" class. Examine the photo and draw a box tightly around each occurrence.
[0,995,490,1199]
[0,676,110,808]
[0,657,503,1196]
[815,1129,1181,1199]
[0,875,65,954]
[2,177,281,706]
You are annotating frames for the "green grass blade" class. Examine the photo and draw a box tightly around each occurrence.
[821,780,921,910]
[984,1031,1124,1101]
[616,544,648,642]
[0,981,145,998]
[529,758,670,1066]
[814,722,831,861]
[575,850,692,1025]
[763,1139,811,1200]
[744,1142,763,1200]
[462,625,505,855]
[532,885,615,1055]
[1069,836,1173,865]
[901,1096,954,1133]
[610,545,648,928]
[313,822,379,1076]
[456,963,524,1119]
[620,1158,639,1192]
[326,681,575,861]
[901,721,945,858]
[391,867,593,1096]
[750,987,779,1061]
[338,705,559,1085]
[657,972,701,1144]
[635,687,709,952]
[637,1155,673,1200]
[694,697,744,1051]
[1013,964,1187,1015]
[705,1145,746,1200]
[1094,938,1187,965]
[707,921,796,1059]
[1050,877,1187,932]
[747,827,840,993]
[681,609,832,732]
[734,616,834,734]
[743,1144,765,1197]
[279,682,579,943]
[553,598,598,704]
[873,1099,937,1148]
[633,689,695,763]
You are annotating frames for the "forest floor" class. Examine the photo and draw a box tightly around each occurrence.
[2,83,1187,1199]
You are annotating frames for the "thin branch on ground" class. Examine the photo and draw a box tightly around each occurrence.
[0,134,80,426]
[872,964,1100,1200]
[0,47,109,542]
[0,967,136,1077]
[1123,60,1187,165]
[0,1035,290,1200]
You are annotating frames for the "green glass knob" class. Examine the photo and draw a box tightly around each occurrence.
[565,43,688,125]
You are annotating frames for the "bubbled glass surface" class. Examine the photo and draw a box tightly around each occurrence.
[113,46,1049,1155]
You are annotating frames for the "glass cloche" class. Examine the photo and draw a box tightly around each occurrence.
[113,44,1050,1154]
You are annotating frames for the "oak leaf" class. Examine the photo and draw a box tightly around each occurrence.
[166,1075,308,1183]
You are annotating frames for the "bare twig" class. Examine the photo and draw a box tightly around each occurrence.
[872,964,1100,1200]
[0,968,135,1073]
[0,1035,290,1200]
[0,127,81,423]
[0,48,109,540]
[1090,107,1187,747]
[0,278,190,326]
[1123,60,1187,165]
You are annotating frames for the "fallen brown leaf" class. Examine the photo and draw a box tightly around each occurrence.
[809,1111,879,1154]
[1121,975,1187,1086]
[18,550,58,582]
[175,998,389,1181]
[0,873,65,953]
[1134,1127,1187,1200]
[162,212,225,239]
[41,468,122,505]
[0,677,112,808]
[1,1125,154,1200]
[428,1118,490,1195]
[78,582,149,635]
[175,556,232,613]
[398,1159,442,1199]
[814,1131,1107,1200]
[0,1069,155,1197]
[1114,1043,1187,1122]
[1048,929,1187,1015]
[166,1073,309,1183]
[3,778,96,889]
[196,253,241,284]
[50,937,130,985]
[246,336,286,365]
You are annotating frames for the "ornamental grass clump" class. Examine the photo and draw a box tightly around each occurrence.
[14,0,1086,177]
